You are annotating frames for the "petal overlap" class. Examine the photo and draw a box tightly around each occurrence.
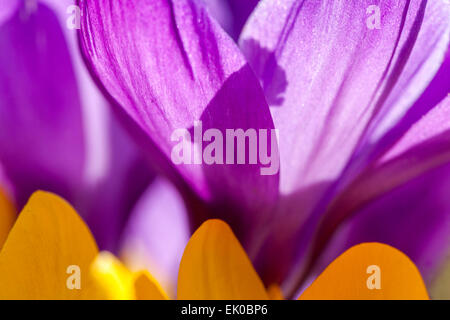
[120,177,191,297]
[79,0,279,253]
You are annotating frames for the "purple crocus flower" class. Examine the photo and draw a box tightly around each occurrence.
[1,0,448,299]
[78,0,450,299]
[0,0,154,251]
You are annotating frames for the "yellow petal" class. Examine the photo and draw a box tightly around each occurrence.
[89,251,135,300]
[120,239,176,298]
[89,252,168,300]
[177,219,268,300]
[0,187,16,249]
[299,243,429,300]
[429,256,450,300]
[134,270,168,300]
[267,284,284,300]
[0,191,98,299]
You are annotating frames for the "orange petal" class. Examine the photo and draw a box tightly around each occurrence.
[299,243,429,300]
[134,270,168,300]
[177,219,268,300]
[0,191,99,299]
[0,187,16,249]
[267,284,284,300]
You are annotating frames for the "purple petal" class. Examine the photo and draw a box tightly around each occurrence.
[203,0,234,38]
[225,0,260,39]
[241,0,449,201]
[207,0,260,40]
[80,113,154,251]
[119,178,191,297]
[79,0,279,248]
[0,163,13,199]
[351,49,450,170]
[42,0,156,251]
[241,0,450,288]
[0,0,20,26]
[0,1,85,206]
[336,96,450,220]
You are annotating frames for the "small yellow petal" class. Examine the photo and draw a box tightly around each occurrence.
[89,252,168,300]
[0,187,16,249]
[267,284,284,300]
[178,219,268,300]
[120,240,176,297]
[299,243,429,300]
[89,252,135,300]
[134,270,168,300]
[0,191,98,299]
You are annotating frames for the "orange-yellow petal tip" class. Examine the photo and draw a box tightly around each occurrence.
[0,191,98,299]
[134,270,168,300]
[178,219,268,300]
[267,284,284,300]
[299,242,429,300]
